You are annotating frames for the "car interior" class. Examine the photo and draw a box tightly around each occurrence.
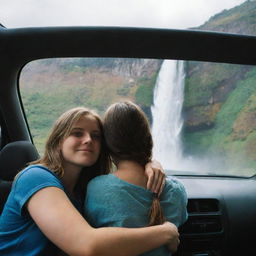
[0,24,256,256]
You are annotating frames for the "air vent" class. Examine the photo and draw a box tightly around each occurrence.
[187,199,219,213]
[180,215,222,234]
[180,199,223,235]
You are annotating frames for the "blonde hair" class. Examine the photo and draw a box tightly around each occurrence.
[32,107,111,179]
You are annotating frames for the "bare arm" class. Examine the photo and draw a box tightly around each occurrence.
[27,187,179,256]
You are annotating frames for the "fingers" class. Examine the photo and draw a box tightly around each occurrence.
[157,176,166,196]
[145,166,160,193]
[151,169,159,193]
[154,169,166,195]
[151,161,166,194]
[145,160,166,194]
[146,168,154,191]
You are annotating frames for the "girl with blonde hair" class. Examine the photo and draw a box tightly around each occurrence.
[0,107,179,256]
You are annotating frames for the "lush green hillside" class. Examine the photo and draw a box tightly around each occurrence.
[183,0,256,174]
[20,58,161,153]
[196,0,256,35]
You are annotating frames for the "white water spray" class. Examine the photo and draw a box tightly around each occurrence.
[151,60,249,176]
[151,60,185,170]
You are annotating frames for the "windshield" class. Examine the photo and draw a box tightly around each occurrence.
[16,0,256,177]
[20,58,256,177]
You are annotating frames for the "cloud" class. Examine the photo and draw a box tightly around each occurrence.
[1,0,246,29]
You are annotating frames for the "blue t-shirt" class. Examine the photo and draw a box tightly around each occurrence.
[84,174,188,256]
[0,165,64,256]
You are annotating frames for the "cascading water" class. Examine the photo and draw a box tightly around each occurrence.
[151,60,236,175]
[151,60,185,170]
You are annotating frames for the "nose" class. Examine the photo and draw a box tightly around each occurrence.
[82,133,92,144]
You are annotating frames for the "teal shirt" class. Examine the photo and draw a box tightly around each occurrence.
[0,165,64,256]
[84,174,188,256]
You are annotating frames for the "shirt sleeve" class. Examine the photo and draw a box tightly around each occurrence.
[12,166,64,215]
[161,178,188,227]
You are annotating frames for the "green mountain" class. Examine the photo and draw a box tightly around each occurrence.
[195,0,256,35]
[183,0,256,174]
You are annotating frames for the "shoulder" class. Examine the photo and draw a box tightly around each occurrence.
[14,165,64,190]
[86,174,127,203]
[161,176,188,226]
[163,177,187,200]
[87,174,115,190]
[165,176,186,191]
[16,164,59,180]
[9,165,64,215]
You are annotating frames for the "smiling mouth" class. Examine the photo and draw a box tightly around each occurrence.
[78,149,93,152]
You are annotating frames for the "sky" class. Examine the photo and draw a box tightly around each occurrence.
[1,0,247,29]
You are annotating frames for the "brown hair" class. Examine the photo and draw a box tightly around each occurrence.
[31,107,111,197]
[149,194,165,226]
[103,101,165,226]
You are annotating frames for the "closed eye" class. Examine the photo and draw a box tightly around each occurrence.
[71,131,84,137]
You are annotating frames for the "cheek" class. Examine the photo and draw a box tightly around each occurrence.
[60,138,72,155]
[95,141,101,156]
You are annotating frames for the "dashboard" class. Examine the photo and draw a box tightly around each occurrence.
[174,175,256,255]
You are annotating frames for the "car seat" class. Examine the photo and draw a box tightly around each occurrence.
[0,141,39,214]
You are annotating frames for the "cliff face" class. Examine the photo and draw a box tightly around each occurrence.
[110,59,161,78]
[184,62,252,131]
[182,0,256,171]
[184,1,256,131]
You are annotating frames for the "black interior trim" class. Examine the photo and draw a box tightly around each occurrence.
[0,27,255,64]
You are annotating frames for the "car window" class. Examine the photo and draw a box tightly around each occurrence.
[19,57,256,177]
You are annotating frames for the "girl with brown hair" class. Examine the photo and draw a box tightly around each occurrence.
[84,101,188,255]
[0,107,180,255]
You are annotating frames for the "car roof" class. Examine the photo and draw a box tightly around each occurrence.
[0,26,255,64]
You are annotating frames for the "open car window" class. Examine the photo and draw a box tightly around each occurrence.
[19,57,256,177]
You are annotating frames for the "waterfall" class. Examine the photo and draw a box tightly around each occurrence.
[151,60,185,170]
[151,60,237,175]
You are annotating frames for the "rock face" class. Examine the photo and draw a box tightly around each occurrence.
[183,1,256,132]
[111,59,162,78]
[180,1,256,173]
[184,62,253,131]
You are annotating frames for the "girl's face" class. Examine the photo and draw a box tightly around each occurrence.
[60,115,101,172]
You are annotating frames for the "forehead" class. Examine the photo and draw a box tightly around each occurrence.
[72,114,100,130]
